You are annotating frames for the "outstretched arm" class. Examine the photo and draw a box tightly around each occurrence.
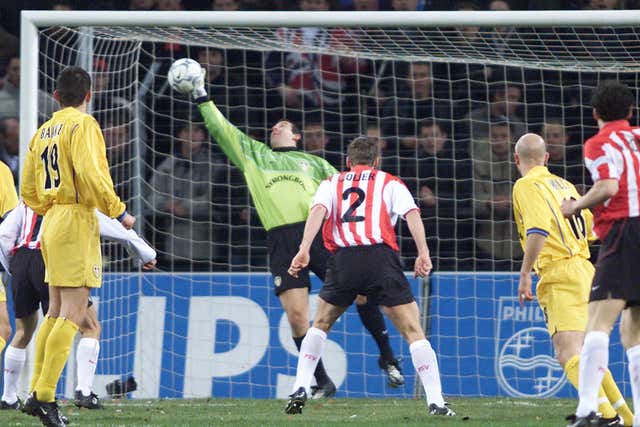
[97,211,157,269]
[193,68,269,171]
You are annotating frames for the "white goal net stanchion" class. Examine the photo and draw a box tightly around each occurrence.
[18,10,640,400]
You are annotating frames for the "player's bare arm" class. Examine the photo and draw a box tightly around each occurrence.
[288,205,327,278]
[561,179,618,218]
[404,209,432,278]
[518,233,546,306]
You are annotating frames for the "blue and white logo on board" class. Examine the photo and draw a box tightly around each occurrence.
[495,297,567,398]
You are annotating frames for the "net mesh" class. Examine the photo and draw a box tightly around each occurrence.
[27,21,638,399]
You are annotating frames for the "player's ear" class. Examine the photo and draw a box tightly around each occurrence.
[544,152,549,165]
[592,108,599,122]
[85,89,92,103]
[53,90,60,103]
[373,156,380,168]
[627,106,633,120]
[346,157,351,169]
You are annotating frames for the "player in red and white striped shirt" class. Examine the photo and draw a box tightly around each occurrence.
[562,81,640,427]
[284,136,453,417]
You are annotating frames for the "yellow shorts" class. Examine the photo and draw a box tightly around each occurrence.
[536,257,593,336]
[41,205,102,288]
[0,277,6,303]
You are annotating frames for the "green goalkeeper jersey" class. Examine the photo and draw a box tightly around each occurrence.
[198,100,338,231]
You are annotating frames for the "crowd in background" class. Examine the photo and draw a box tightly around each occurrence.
[0,0,637,272]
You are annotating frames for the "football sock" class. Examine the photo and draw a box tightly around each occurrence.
[34,318,79,402]
[576,331,609,418]
[293,335,331,387]
[565,355,617,419]
[1,346,25,405]
[626,344,640,427]
[292,327,326,395]
[356,302,395,363]
[30,315,57,392]
[0,336,5,354]
[601,368,634,425]
[410,339,445,407]
[76,338,100,396]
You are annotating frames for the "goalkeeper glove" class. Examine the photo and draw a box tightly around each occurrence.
[192,66,208,101]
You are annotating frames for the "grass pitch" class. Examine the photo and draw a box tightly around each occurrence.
[2,397,577,426]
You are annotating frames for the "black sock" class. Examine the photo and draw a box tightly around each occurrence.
[357,302,395,363]
[292,335,331,386]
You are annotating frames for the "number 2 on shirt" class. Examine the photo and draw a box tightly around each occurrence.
[40,143,60,190]
[342,187,365,223]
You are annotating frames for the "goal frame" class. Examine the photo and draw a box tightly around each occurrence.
[16,8,640,400]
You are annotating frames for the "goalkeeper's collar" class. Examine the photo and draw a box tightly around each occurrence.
[272,147,298,152]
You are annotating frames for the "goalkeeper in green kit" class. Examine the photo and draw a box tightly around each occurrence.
[170,59,404,396]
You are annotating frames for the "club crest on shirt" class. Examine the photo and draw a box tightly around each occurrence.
[274,276,282,287]
[93,265,101,279]
[299,161,309,172]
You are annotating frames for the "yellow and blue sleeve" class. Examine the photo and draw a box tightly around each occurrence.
[513,180,552,238]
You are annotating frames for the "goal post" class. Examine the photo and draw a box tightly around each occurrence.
[17,10,640,400]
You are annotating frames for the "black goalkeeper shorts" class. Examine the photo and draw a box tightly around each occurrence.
[267,222,330,296]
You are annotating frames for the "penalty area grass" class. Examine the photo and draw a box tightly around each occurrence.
[2,397,576,426]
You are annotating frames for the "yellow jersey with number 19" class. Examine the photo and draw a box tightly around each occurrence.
[20,106,125,218]
[512,165,594,275]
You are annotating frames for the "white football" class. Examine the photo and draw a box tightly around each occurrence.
[167,58,203,94]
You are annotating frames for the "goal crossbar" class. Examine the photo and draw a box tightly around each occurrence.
[20,10,640,28]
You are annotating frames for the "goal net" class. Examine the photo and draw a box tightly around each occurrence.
[19,10,638,400]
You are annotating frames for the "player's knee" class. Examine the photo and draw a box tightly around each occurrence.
[555,349,574,366]
[286,308,309,335]
[0,323,12,342]
[311,317,332,333]
[398,322,424,343]
[63,305,88,326]
[83,319,101,339]
[10,328,30,348]
[620,308,640,349]
[620,323,640,349]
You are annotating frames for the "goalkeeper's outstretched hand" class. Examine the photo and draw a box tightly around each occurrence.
[192,66,207,100]
[167,58,208,100]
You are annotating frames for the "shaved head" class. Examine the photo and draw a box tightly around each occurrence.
[515,133,547,165]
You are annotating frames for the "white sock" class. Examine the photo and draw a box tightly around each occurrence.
[75,338,99,396]
[626,344,640,427]
[410,339,445,407]
[292,327,326,395]
[576,331,609,417]
[1,346,26,404]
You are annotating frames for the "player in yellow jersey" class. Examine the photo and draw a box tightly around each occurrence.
[513,133,633,426]
[19,66,135,427]
[0,161,18,385]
